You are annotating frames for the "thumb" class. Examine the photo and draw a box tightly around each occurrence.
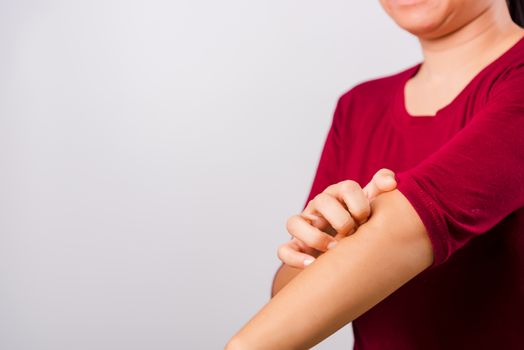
[362,168,397,201]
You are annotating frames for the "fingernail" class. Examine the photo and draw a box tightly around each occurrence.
[327,241,338,250]
[304,258,315,266]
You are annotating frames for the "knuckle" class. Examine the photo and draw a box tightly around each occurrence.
[333,214,354,232]
[377,167,394,177]
[325,183,337,192]
[340,179,360,193]
[351,206,371,223]
[312,192,329,207]
[286,215,300,233]
[278,242,292,257]
[277,245,286,261]
[315,192,329,202]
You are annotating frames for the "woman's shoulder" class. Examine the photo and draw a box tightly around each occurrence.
[477,37,524,103]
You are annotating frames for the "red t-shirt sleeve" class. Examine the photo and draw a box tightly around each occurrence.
[302,95,345,210]
[395,66,524,267]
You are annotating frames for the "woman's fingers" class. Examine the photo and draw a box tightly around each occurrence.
[292,233,321,256]
[304,180,370,242]
[325,180,371,227]
[282,169,399,265]
[300,211,333,234]
[301,212,321,223]
[307,191,357,237]
[286,214,339,253]
[277,238,320,269]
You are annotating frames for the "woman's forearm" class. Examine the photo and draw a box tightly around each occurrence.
[226,189,434,350]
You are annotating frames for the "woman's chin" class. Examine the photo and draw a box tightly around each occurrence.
[380,0,450,37]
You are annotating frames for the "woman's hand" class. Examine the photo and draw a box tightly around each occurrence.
[278,168,397,268]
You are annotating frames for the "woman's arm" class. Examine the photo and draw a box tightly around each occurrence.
[225,189,433,350]
[270,263,302,297]
[271,170,399,297]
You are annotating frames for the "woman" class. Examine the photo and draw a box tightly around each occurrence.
[226,1,524,349]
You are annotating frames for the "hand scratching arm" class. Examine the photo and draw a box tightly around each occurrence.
[226,189,434,350]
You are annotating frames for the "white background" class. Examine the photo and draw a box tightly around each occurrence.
[0,1,421,349]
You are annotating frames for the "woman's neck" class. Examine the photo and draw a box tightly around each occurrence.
[416,3,524,83]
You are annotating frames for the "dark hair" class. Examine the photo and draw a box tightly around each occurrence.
[507,0,524,27]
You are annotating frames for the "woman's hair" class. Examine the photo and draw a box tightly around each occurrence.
[507,0,524,27]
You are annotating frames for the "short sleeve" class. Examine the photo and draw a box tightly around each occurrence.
[302,95,345,210]
[394,65,524,267]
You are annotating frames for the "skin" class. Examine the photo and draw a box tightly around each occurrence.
[272,169,398,298]
[225,1,524,349]
[383,0,524,116]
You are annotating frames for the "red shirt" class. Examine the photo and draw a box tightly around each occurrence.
[303,35,524,349]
